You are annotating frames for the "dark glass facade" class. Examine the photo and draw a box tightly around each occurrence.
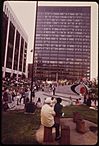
[13,30,20,70]
[19,37,24,71]
[23,42,27,72]
[34,6,91,81]
[6,21,15,68]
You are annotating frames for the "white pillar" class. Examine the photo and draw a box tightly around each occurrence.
[25,46,28,77]
[17,35,21,80]
[3,17,10,78]
[11,28,16,76]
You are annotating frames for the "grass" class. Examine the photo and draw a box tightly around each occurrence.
[1,105,98,144]
[1,109,41,144]
[63,105,98,124]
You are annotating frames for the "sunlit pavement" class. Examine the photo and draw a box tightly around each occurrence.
[8,85,82,110]
[8,84,98,110]
[33,84,83,106]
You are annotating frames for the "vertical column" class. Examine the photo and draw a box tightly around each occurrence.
[3,17,10,78]
[11,28,17,76]
[22,40,25,73]
[25,45,28,77]
[17,35,21,80]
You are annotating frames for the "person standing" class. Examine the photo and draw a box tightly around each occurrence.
[41,98,61,140]
[2,88,9,111]
[86,97,91,107]
[20,89,25,104]
[83,94,87,105]
[51,97,57,108]
[36,97,42,108]
[54,98,63,140]
[3,88,9,103]
[52,86,56,95]
[69,96,73,105]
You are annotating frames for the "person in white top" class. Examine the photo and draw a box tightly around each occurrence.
[41,98,55,127]
[36,98,42,108]
[41,98,61,140]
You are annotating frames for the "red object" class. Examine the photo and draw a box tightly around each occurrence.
[80,87,86,94]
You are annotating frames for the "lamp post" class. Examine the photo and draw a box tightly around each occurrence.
[30,1,38,103]
[25,1,38,113]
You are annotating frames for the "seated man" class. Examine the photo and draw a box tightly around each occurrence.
[41,98,61,140]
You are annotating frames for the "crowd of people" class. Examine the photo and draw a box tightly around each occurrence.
[1,75,98,143]
[2,76,98,111]
[2,76,41,111]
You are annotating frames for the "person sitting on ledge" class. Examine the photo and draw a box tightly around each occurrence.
[41,98,61,141]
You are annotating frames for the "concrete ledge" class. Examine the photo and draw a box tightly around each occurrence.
[36,118,97,145]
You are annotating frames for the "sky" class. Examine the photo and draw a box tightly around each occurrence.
[5,1,98,79]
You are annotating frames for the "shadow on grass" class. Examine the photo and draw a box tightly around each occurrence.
[1,109,42,144]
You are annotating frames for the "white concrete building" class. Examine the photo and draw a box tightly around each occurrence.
[2,2,28,79]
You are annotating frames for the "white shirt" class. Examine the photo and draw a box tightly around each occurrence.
[91,100,95,107]
[36,101,42,108]
[41,104,55,127]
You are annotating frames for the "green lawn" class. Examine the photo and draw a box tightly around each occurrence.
[1,105,98,144]
[1,109,41,144]
[63,105,98,124]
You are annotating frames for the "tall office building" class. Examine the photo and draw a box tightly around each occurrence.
[34,6,91,81]
[2,2,28,78]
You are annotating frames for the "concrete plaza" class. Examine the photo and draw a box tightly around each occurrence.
[8,84,82,110]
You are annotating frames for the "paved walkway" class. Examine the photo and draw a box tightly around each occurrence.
[36,118,98,145]
[8,90,81,110]
[7,84,98,110]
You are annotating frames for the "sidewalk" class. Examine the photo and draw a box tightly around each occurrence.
[43,92,79,107]
[7,88,82,111]
[36,118,98,145]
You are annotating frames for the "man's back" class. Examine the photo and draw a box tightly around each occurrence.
[54,103,63,116]
[41,104,55,127]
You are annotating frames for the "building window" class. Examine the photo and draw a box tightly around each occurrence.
[13,30,20,70]
[6,21,15,68]
[19,37,24,71]
[2,12,8,66]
